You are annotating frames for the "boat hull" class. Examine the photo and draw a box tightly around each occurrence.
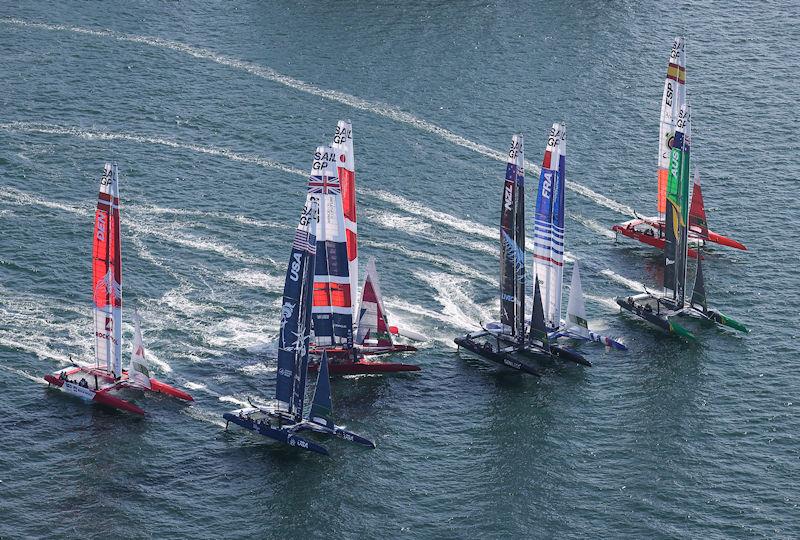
[454,335,542,376]
[309,344,418,358]
[308,360,421,375]
[44,373,145,415]
[223,413,329,455]
[616,294,695,339]
[612,224,703,259]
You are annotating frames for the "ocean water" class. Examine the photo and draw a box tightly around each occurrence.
[0,1,798,538]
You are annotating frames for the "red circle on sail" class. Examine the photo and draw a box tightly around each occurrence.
[339,154,346,162]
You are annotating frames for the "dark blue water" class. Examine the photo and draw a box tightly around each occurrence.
[1,1,798,538]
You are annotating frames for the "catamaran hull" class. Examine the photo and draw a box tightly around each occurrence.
[612,225,703,259]
[146,377,193,401]
[44,375,146,415]
[308,360,421,375]
[309,344,418,358]
[223,413,330,455]
[616,296,694,339]
[548,345,592,367]
[454,336,542,376]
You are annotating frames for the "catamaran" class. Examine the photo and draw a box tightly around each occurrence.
[223,165,374,456]
[455,133,589,374]
[44,163,192,414]
[617,105,748,338]
[612,37,746,253]
[307,121,421,373]
[530,124,626,351]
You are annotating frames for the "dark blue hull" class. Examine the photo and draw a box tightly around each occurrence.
[223,413,330,456]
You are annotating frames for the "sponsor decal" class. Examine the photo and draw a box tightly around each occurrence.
[542,171,553,200]
[504,183,514,211]
[312,149,337,170]
[289,252,302,281]
[95,212,107,241]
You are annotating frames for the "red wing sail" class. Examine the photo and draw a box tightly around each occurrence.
[332,120,358,317]
[93,163,123,378]
[355,258,393,348]
[688,169,709,239]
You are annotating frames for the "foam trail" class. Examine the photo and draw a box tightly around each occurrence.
[366,188,497,241]
[0,186,90,217]
[363,239,497,286]
[600,269,647,292]
[222,269,283,292]
[0,364,49,385]
[182,406,227,429]
[0,122,306,177]
[134,204,284,230]
[568,212,617,239]
[0,18,633,216]
[584,294,622,311]
[414,271,492,331]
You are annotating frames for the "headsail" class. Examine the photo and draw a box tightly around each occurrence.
[276,188,318,417]
[93,163,123,378]
[532,123,566,330]
[688,169,709,239]
[355,257,393,348]
[332,120,358,320]
[499,135,525,339]
[128,310,152,390]
[663,104,691,306]
[528,278,550,351]
[309,351,334,430]
[565,261,589,339]
[691,255,708,313]
[657,37,687,218]
[310,145,354,349]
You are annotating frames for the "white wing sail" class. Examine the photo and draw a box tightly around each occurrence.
[565,261,589,338]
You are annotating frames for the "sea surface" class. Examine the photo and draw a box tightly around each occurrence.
[0,1,797,538]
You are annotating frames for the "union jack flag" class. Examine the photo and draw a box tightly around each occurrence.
[308,175,340,195]
[293,229,317,254]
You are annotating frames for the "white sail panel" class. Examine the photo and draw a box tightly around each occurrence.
[128,310,152,390]
[565,261,589,338]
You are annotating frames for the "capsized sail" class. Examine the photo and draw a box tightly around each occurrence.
[276,190,319,416]
[93,162,123,379]
[657,36,687,218]
[688,169,709,239]
[499,134,525,339]
[309,350,334,430]
[127,310,152,390]
[355,257,393,348]
[663,104,691,306]
[310,145,354,349]
[532,123,566,330]
[332,120,358,318]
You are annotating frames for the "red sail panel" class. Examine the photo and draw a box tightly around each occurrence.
[332,120,358,317]
[355,258,393,348]
[688,170,709,239]
[313,281,352,310]
[92,163,122,377]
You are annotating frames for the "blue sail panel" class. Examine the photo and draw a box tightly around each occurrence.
[310,351,334,429]
[275,197,318,414]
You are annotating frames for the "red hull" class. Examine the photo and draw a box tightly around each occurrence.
[44,374,145,415]
[310,344,418,358]
[308,361,421,374]
[147,378,194,401]
[612,225,703,259]
[705,230,747,251]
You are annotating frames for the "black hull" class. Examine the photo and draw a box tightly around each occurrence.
[454,336,541,376]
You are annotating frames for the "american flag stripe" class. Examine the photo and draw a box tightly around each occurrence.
[292,229,316,253]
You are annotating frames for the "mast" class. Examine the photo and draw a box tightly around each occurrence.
[310,145,353,350]
[331,120,358,324]
[663,104,691,306]
[92,162,122,378]
[500,134,525,340]
[532,123,566,330]
[275,180,319,414]
[657,37,687,221]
